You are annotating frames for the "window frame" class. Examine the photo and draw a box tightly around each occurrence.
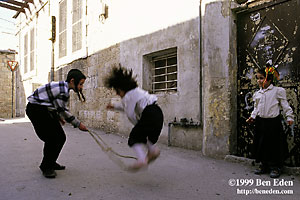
[29,27,35,72]
[23,33,28,74]
[59,0,67,58]
[72,0,82,53]
[151,52,178,93]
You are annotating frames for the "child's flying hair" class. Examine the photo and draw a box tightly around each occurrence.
[66,69,86,102]
[104,64,138,92]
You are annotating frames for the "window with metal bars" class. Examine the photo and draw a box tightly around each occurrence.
[152,53,177,93]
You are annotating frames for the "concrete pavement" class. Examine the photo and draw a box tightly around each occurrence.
[0,118,299,200]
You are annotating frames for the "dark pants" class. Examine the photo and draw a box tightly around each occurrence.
[253,115,288,169]
[26,103,66,170]
[128,104,164,147]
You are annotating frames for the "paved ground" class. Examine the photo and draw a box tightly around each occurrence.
[0,118,300,200]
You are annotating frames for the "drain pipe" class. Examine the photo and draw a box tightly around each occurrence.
[51,38,55,81]
[50,0,55,82]
[199,0,203,127]
[168,122,172,146]
[168,2,203,146]
[85,0,89,58]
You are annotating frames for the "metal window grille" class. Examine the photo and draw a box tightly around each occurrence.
[152,53,177,93]
[30,28,34,71]
[72,0,82,52]
[59,0,67,58]
[24,33,28,74]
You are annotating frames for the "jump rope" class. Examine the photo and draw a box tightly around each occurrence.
[87,129,137,170]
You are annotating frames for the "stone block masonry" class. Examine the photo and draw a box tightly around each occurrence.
[0,51,16,118]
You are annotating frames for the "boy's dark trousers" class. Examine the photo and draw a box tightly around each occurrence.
[26,103,66,170]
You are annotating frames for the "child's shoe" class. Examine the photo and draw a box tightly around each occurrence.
[254,165,269,175]
[147,148,160,164]
[270,168,281,178]
[128,161,148,172]
[54,163,66,170]
[41,169,57,178]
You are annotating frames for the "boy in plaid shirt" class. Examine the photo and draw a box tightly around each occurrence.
[26,69,88,178]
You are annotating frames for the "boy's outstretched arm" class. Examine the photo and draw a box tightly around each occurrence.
[79,122,88,131]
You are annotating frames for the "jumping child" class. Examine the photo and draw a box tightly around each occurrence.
[104,66,164,171]
[246,64,294,178]
[26,69,88,178]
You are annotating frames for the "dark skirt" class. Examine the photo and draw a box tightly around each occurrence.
[253,115,288,167]
[128,104,164,147]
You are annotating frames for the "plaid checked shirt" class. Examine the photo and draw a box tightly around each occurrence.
[27,81,81,127]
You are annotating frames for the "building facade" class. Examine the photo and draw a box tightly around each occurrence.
[13,0,299,161]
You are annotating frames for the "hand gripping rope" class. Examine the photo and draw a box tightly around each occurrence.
[87,130,137,170]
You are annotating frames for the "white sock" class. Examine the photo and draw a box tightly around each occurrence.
[146,140,156,153]
[132,144,146,162]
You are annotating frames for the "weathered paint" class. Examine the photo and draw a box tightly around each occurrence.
[236,0,300,166]
[202,1,236,158]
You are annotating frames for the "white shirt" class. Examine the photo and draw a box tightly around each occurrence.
[251,84,294,122]
[113,87,158,125]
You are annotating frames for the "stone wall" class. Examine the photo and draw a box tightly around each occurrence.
[54,44,121,134]
[119,18,202,148]
[53,17,203,149]
[0,51,16,118]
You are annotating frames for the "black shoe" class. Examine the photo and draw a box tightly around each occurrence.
[41,169,57,178]
[270,169,281,178]
[54,163,66,170]
[254,165,269,175]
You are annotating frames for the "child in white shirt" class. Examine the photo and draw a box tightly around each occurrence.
[246,65,294,178]
[105,66,164,171]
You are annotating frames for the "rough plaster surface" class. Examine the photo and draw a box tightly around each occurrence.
[202,1,234,157]
[120,18,201,147]
[52,18,203,149]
